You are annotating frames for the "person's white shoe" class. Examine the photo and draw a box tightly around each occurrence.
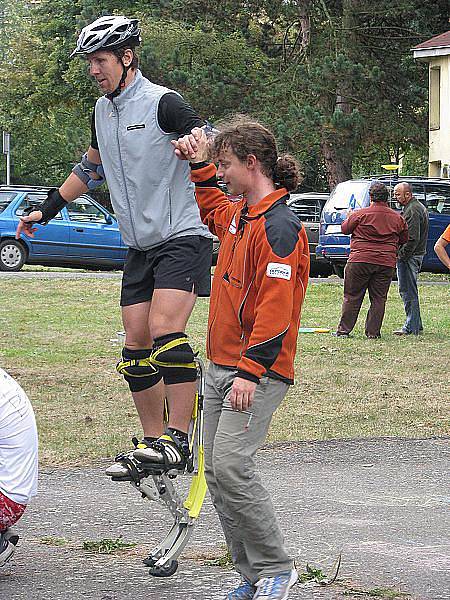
[106,437,150,479]
[133,433,190,471]
[0,529,19,568]
[253,568,298,599]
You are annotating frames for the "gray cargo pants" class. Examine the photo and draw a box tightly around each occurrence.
[204,362,293,584]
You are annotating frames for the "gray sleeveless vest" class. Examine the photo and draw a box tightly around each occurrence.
[94,70,211,250]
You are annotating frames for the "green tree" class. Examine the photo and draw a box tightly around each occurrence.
[0,0,448,190]
[0,1,94,184]
[244,0,446,188]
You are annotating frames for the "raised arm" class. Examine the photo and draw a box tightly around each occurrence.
[173,128,234,238]
[434,234,450,270]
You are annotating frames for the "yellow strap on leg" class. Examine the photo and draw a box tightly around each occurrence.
[116,356,156,377]
[150,337,197,370]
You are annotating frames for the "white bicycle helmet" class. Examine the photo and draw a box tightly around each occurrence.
[70,15,141,57]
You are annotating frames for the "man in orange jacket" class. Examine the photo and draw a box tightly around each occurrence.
[174,119,309,600]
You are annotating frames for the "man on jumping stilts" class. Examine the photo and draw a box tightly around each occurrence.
[17,16,213,476]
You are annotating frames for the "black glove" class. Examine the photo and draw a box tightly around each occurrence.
[22,188,67,225]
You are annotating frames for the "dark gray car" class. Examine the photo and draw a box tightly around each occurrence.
[287,192,332,277]
[211,192,332,275]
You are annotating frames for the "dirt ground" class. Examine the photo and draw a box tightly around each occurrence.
[1,437,448,600]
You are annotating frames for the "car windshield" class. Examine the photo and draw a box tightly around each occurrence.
[325,181,369,212]
[16,193,63,219]
[425,184,450,214]
[289,196,322,222]
[0,192,15,214]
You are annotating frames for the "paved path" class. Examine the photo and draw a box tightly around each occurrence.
[1,437,448,600]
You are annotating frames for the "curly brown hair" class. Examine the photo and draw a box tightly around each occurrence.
[211,117,302,192]
[369,182,389,203]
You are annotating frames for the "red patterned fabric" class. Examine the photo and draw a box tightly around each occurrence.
[0,490,26,531]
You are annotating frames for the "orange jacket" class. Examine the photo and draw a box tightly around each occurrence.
[191,162,310,383]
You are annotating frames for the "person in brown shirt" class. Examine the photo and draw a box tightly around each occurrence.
[334,182,408,338]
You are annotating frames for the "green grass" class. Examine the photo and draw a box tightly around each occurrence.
[203,545,233,568]
[39,537,68,546]
[0,278,448,465]
[276,280,449,442]
[298,564,327,583]
[82,537,136,554]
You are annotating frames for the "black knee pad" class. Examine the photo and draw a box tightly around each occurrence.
[151,332,197,385]
[116,347,162,392]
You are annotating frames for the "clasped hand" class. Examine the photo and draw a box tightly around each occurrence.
[172,127,209,163]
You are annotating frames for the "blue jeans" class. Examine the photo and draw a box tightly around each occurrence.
[396,255,423,334]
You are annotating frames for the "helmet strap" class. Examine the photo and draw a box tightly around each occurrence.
[106,58,131,100]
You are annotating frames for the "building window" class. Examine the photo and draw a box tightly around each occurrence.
[429,67,440,131]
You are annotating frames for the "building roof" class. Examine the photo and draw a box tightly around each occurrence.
[413,31,450,60]
[413,31,450,50]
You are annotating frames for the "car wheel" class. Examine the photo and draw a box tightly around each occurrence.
[310,265,333,278]
[332,264,345,278]
[0,239,27,271]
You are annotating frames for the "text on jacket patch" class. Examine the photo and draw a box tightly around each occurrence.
[266,263,291,280]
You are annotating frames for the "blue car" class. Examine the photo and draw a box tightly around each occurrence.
[0,185,127,271]
[316,176,450,277]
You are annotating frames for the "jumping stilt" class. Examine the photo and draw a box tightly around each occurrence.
[109,357,207,577]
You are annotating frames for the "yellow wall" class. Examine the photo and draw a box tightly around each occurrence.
[428,56,450,177]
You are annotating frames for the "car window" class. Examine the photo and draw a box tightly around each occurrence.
[67,196,108,223]
[289,197,321,222]
[0,192,15,214]
[15,194,63,219]
[411,183,426,204]
[325,181,369,211]
[425,184,450,214]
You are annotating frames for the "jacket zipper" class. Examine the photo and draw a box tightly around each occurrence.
[168,189,172,228]
[112,101,140,250]
[238,272,254,357]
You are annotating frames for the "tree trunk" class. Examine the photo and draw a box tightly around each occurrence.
[297,1,310,53]
[321,136,353,191]
[321,0,358,190]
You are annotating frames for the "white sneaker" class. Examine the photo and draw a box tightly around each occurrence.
[133,433,190,471]
[253,569,298,600]
[0,529,19,568]
[106,438,150,478]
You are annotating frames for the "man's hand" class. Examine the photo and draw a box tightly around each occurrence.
[16,188,67,239]
[172,127,209,163]
[230,377,257,412]
[16,210,42,239]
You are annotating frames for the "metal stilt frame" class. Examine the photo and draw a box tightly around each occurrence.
[110,357,207,577]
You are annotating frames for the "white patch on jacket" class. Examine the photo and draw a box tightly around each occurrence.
[266,262,291,280]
